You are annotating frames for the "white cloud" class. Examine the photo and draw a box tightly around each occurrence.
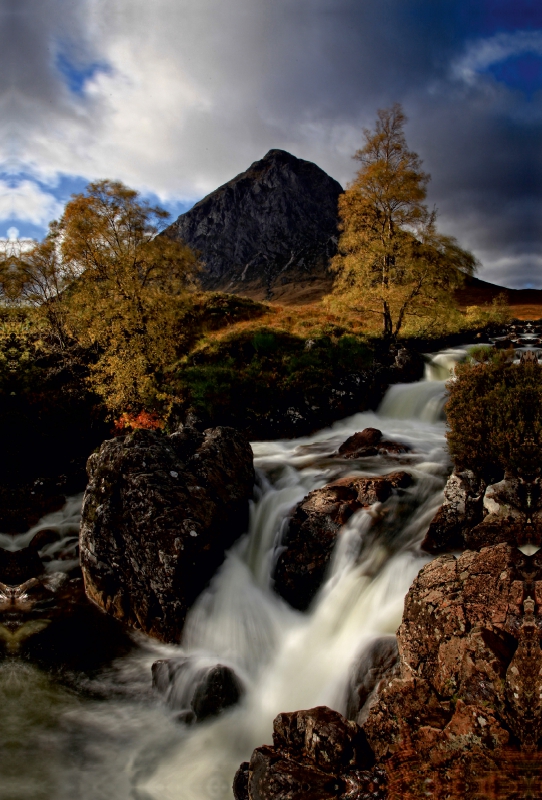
[0,1,540,287]
[0,180,63,226]
[452,30,542,85]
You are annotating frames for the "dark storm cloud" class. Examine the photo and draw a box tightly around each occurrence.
[0,0,540,287]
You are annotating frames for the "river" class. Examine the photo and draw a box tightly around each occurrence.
[0,345,476,800]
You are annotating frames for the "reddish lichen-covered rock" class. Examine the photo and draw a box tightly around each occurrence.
[233,707,384,800]
[363,543,542,797]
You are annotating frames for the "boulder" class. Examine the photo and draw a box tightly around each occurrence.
[422,470,486,552]
[337,428,411,459]
[79,425,254,642]
[273,472,411,610]
[152,657,244,721]
[234,707,384,800]
[392,347,425,383]
[362,543,542,796]
[467,477,537,549]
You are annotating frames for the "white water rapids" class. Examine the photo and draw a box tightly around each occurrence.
[0,345,477,800]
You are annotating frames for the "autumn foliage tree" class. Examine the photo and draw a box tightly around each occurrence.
[330,104,477,342]
[18,181,199,415]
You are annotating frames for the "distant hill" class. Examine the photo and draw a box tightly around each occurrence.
[163,149,343,297]
[456,276,542,319]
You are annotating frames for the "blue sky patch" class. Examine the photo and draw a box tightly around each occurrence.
[55,52,110,96]
[488,52,542,95]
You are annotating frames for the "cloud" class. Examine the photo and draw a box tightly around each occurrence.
[0,180,63,226]
[0,0,541,287]
[452,30,542,85]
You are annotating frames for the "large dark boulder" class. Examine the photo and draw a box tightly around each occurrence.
[79,425,254,642]
[273,472,412,610]
[233,706,382,800]
[163,149,343,296]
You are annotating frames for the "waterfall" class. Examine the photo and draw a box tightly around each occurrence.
[0,346,469,800]
[139,358,457,800]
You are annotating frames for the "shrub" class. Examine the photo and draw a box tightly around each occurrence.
[446,353,542,480]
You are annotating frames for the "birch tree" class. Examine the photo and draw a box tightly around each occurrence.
[331,104,476,342]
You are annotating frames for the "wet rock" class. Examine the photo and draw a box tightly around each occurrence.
[337,428,410,459]
[152,657,244,721]
[192,664,243,720]
[423,472,542,552]
[272,707,373,772]
[346,636,400,725]
[391,347,425,383]
[233,762,249,800]
[362,543,542,796]
[80,425,254,642]
[236,707,383,800]
[273,472,411,610]
[422,470,486,552]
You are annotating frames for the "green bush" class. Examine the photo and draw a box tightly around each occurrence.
[175,331,375,434]
[446,353,542,480]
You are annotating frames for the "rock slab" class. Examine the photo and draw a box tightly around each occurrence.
[79,425,254,642]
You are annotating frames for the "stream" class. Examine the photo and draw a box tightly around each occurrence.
[0,345,478,800]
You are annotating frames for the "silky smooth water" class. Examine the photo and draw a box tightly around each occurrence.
[0,349,466,800]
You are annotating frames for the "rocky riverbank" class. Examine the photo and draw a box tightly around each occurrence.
[233,322,542,800]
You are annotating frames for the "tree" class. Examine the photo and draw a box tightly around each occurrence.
[6,230,73,349]
[330,104,477,342]
[22,180,200,415]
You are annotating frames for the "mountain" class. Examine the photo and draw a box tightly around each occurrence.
[163,149,343,298]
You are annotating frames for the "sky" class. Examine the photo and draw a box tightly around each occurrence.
[1,0,541,288]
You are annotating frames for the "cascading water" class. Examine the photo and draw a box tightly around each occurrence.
[0,347,471,800]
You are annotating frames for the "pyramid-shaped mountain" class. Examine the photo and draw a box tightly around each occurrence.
[163,149,343,297]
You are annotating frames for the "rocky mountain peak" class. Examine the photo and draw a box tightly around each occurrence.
[163,149,343,298]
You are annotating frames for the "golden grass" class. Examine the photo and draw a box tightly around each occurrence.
[196,299,366,347]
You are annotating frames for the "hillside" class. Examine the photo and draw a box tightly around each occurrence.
[456,275,542,319]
